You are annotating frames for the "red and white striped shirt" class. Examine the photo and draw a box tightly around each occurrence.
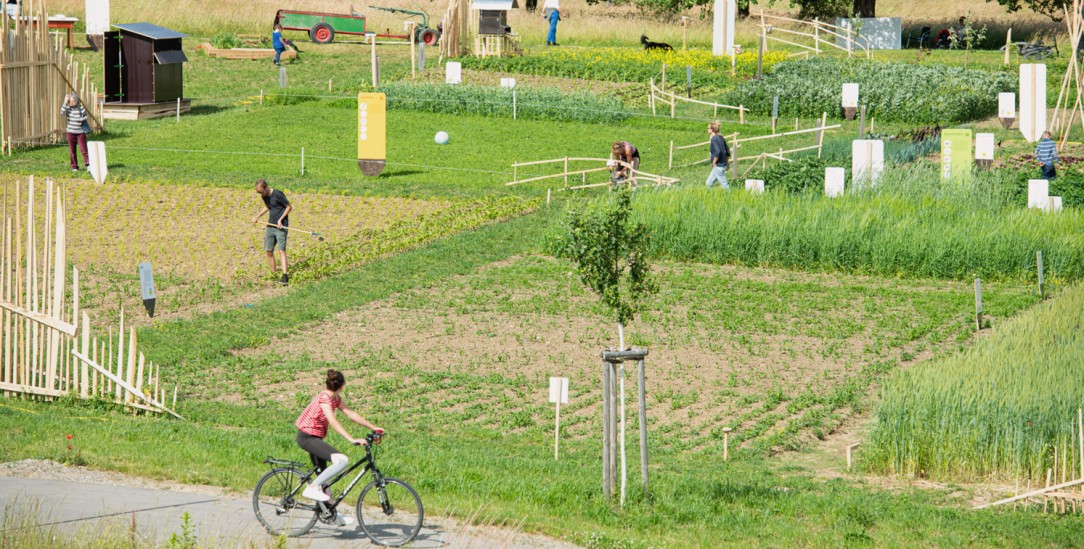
[295,390,342,438]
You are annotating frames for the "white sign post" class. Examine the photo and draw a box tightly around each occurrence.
[86,0,110,36]
[842,83,859,120]
[1019,64,1047,142]
[851,139,884,188]
[712,0,737,56]
[998,92,1016,130]
[744,179,764,194]
[825,167,845,197]
[1028,179,1049,209]
[445,61,462,85]
[88,141,107,183]
[975,133,995,168]
[549,377,569,460]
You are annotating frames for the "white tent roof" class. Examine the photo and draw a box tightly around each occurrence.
[471,0,519,10]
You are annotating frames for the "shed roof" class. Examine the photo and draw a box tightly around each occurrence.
[471,0,519,10]
[114,23,187,40]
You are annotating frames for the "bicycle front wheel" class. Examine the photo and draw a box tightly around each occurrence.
[252,467,319,537]
[356,477,424,547]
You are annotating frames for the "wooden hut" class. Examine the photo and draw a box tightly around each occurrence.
[102,23,190,120]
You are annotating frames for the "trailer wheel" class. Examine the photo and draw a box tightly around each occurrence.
[311,23,335,44]
[418,28,439,46]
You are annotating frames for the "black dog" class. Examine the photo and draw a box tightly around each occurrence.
[641,35,673,51]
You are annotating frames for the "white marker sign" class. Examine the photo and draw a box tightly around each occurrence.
[998,92,1016,119]
[1019,64,1047,142]
[975,133,995,161]
[445,61,462,85]
[745,179,764,194]
[842,83,859,108]
[851,139,884,187]
[712,0,737,56]
[500,77,516,88]
[550,376,569,460]
[88,141,107,183]
[825,167,845,197]
[1028,179,1049,210]
[86,0,110,36]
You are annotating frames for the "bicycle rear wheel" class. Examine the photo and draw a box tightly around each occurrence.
[252,468,319,537]
[356,477,424,547]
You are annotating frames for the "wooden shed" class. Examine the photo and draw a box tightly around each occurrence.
[471,0,521,56]
[102,23,190,120]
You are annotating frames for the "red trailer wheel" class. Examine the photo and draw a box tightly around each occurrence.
[311,23,335,44]
[418,28,439,46]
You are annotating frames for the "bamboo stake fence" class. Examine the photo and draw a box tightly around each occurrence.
[757,11,871,59]
[975,408,1084,513]
[506,157,678,189]
[648,79,746,123]
[0,176,181,418]
[668,116,840,178]
[0,0,102,155]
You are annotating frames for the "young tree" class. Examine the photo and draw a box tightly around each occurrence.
[554,187,657,349]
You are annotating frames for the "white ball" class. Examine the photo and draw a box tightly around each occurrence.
[434,131,450,145]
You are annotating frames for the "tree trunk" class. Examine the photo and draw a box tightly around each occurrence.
[853,0,875,18]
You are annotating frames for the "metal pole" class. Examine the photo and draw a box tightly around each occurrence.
[859,105,866,136]
[301,147,305,176]
[1037,250,1045,299]
[619,364,626,507]
[637,358,648,499]
[513,89,517,120]
[602,358,611,499]
[975,278,983,330]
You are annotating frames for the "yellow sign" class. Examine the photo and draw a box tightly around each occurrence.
[357,92,386,176]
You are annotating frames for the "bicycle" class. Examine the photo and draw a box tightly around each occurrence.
[1001,37,1060,61]
[252,431,424,547]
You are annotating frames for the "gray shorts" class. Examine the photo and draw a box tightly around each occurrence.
[264,226,288,252]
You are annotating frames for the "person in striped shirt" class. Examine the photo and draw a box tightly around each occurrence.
[60,93,91,172]
[1035,131,1059,180]
[295,369,382,525]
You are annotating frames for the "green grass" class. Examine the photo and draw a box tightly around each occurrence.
[864,280,1084,482]
[627,164,1084,282]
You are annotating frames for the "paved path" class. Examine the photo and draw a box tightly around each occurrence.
[0,476,578,548]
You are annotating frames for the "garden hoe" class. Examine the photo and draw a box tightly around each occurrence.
[264,223,324,241]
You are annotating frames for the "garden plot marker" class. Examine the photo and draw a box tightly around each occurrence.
[825,167,845,197]
[975,133,995,169]
[841,83,858,120]
[137,262,156,318]
[279,66,286,88]
[941,129,973,181]
[87,142,107,183]
[357,92,387,176]
[445,61,462,84]
[712,0,736,56]
[999,92,1016,130]
[851,139,884,188]
[1019,64,1047,142]
[550,376,568,460]
[745,179,764,194]
[1037,250,1045,299]
[1028,179,1049,209]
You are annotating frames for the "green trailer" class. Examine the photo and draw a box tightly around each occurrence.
[274,9,367,44]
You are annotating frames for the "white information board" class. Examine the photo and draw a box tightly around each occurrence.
[975,133,995,161]
[500,77,516,88]
[842,83,859,108]
[88,141,107,183]
[835,17,902,50]
[998,92,1016,119]
[825,167,845,197]
[1048,196,1064,212]
[745,179,764,194]
[549,377,569,404]
[86,0,110,36]
[1027,179,1049,210]
[851,139,884,187]
[712,0,737,56]
[1019,64,1047,143]
[445,61,462,85]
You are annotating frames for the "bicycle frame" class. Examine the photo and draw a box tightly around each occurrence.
[263,443,385,513]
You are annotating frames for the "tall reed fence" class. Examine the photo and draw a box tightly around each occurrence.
[865,282,1084,485]
[0,176,180,418]
[0,1,101,155]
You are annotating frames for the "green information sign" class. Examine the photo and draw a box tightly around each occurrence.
[941,129,973,180]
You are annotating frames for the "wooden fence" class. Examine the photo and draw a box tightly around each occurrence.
[757,11,871,59]
[648,79,746,123]
[0,176,181,418]
[0,1,102,155]
[506,157,679,190]
[669,113,840,179]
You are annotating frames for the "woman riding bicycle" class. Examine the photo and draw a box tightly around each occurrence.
[295,369,383,513]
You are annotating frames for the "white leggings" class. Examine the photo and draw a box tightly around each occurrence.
[311,453,348,487]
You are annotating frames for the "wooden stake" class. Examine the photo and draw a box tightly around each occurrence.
[554,399,560,460]
[1037,250,1045,298]
[723,427,732,461]
[126,327,136,404]
[975,278,983,330]
[637,358,648,499]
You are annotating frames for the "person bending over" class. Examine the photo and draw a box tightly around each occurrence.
[610,141,640,187]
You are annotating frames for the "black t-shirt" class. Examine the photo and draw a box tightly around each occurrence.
[263,189,290,227]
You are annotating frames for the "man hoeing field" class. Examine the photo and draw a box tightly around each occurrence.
[252,179,292,285]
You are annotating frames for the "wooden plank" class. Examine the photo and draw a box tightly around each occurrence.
[71,350,183,419]
[976,478,1084,509]
[0,300,76,336]
[126,327,136,404]
[0,380,64,397]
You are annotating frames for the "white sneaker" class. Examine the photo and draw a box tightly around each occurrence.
[302,483,330,502]
[335,512,355,526]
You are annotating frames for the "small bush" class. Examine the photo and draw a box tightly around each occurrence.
[210,32,242,49]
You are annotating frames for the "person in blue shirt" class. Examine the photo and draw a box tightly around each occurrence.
[544,7,561,46]
[1035,131,1059,180]
[272,24,286,66]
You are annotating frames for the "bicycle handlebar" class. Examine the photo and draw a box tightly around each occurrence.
[354,429,385,446]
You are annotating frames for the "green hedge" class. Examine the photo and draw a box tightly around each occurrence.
[724,58,1015,124]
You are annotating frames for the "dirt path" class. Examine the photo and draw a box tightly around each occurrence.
[0,460,581,549]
